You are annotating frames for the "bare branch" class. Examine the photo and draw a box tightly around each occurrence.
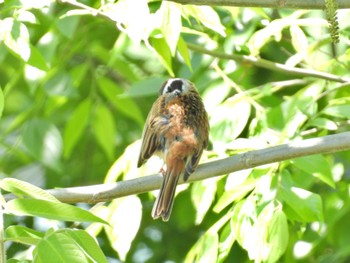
[166,0,350,9]
[187,43,350,83]
[8,132,348,204]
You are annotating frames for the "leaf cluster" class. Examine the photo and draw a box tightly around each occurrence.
[0,1,350,263]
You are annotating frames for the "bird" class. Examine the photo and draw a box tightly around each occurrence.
[137,78,209,221]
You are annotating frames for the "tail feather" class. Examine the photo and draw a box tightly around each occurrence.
[152,160,183,221]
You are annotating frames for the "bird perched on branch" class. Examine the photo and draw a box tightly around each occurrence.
[137,78,209,221]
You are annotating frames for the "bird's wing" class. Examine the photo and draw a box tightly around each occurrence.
[137,98,165,167]
[183,147,203,181]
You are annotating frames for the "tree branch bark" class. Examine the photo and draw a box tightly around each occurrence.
[187,43,350,83]
[166,0,350,9]
[7,132,348,204]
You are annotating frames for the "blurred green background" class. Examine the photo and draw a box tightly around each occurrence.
[1,0,350,262]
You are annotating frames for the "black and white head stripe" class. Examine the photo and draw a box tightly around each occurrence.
[160,78,190,95]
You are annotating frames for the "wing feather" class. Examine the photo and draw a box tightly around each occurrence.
[137,98,165,167]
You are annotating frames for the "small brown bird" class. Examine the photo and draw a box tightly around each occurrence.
[137,78,209,221]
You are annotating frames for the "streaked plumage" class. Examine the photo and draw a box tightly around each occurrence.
[137,78,209,221]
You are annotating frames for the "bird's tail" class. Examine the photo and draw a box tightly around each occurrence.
[152,160,183,221]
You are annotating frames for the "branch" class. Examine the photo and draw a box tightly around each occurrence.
[166,0,350,9]
[187,43,350,83]
[6,132,348,204]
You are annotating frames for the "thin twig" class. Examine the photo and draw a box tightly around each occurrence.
[165,0,350,9]
[187,43,350,83]
[59,0,111,19]
[4,132,349,204]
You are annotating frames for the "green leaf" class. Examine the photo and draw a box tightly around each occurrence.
[290,24,308,58]
[0,178,59,202]
[291,155,335,188]
[108,0,152,44]
[21,119,62,171]
[63,99,92,158]
[5,199,108,224]
[177,36,192,71]
[210,97,251,143]
[307,117,337,131]
[158,1,182,55]
[217,221,236,263]
[149,37,174,76]
[33,229,108,263]
[185,232,219,263]
[279,173,323,222]
[56,15,80,39]
[191,178,217,225]
[266,209,289,263]
[97,77,144,126]
[92,103,116,160]
[250,202,289,262]
[322,105,350,119]
[27,44,48,71]
[247,19,286,56]
[7,258,31,263]
[105,196,142,261]
[213,179,255,213]
[0,18,30,61]
[5,225,44,245]
[198,232,219,263]
[185,6,226,37]
[231,198,256,251]
[125,77,168,97]
[267,83,321,136]
[0,87,4,119]
[43,72,76,97]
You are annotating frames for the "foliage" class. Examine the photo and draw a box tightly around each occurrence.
[0,0,350,262]
[324,0,340,43]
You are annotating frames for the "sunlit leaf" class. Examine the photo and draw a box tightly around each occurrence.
[322,105,350,119]
[307,117,338,130]
[214,179,255,213]
[105,196,142,261]
[17,10,38,24]
[0,18,31,61]
[191,178,217,225]
[97,77,144,126]
[290,24,308,58]
[217,220,236,263]
[63,99,92,158]
[104,0,152,43]
[185,232,219,263]
[210,96,251,144]
[231,198,256,253]
[266,209,289,263]
[157,1,182,55]
[149,37,174,76]
[6,225,44,245]
[33,229,108,263]
[248,19,286,56]
[92,102,116,160]
[27,44,48,71]
[279,172,323,222]
[248,202,289,262]
[0,178,59,202]
[291,155,335,188]
[56,15,80,39]
[184,6,226,37]
[177,36,192,71]
[5,199,108,224]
